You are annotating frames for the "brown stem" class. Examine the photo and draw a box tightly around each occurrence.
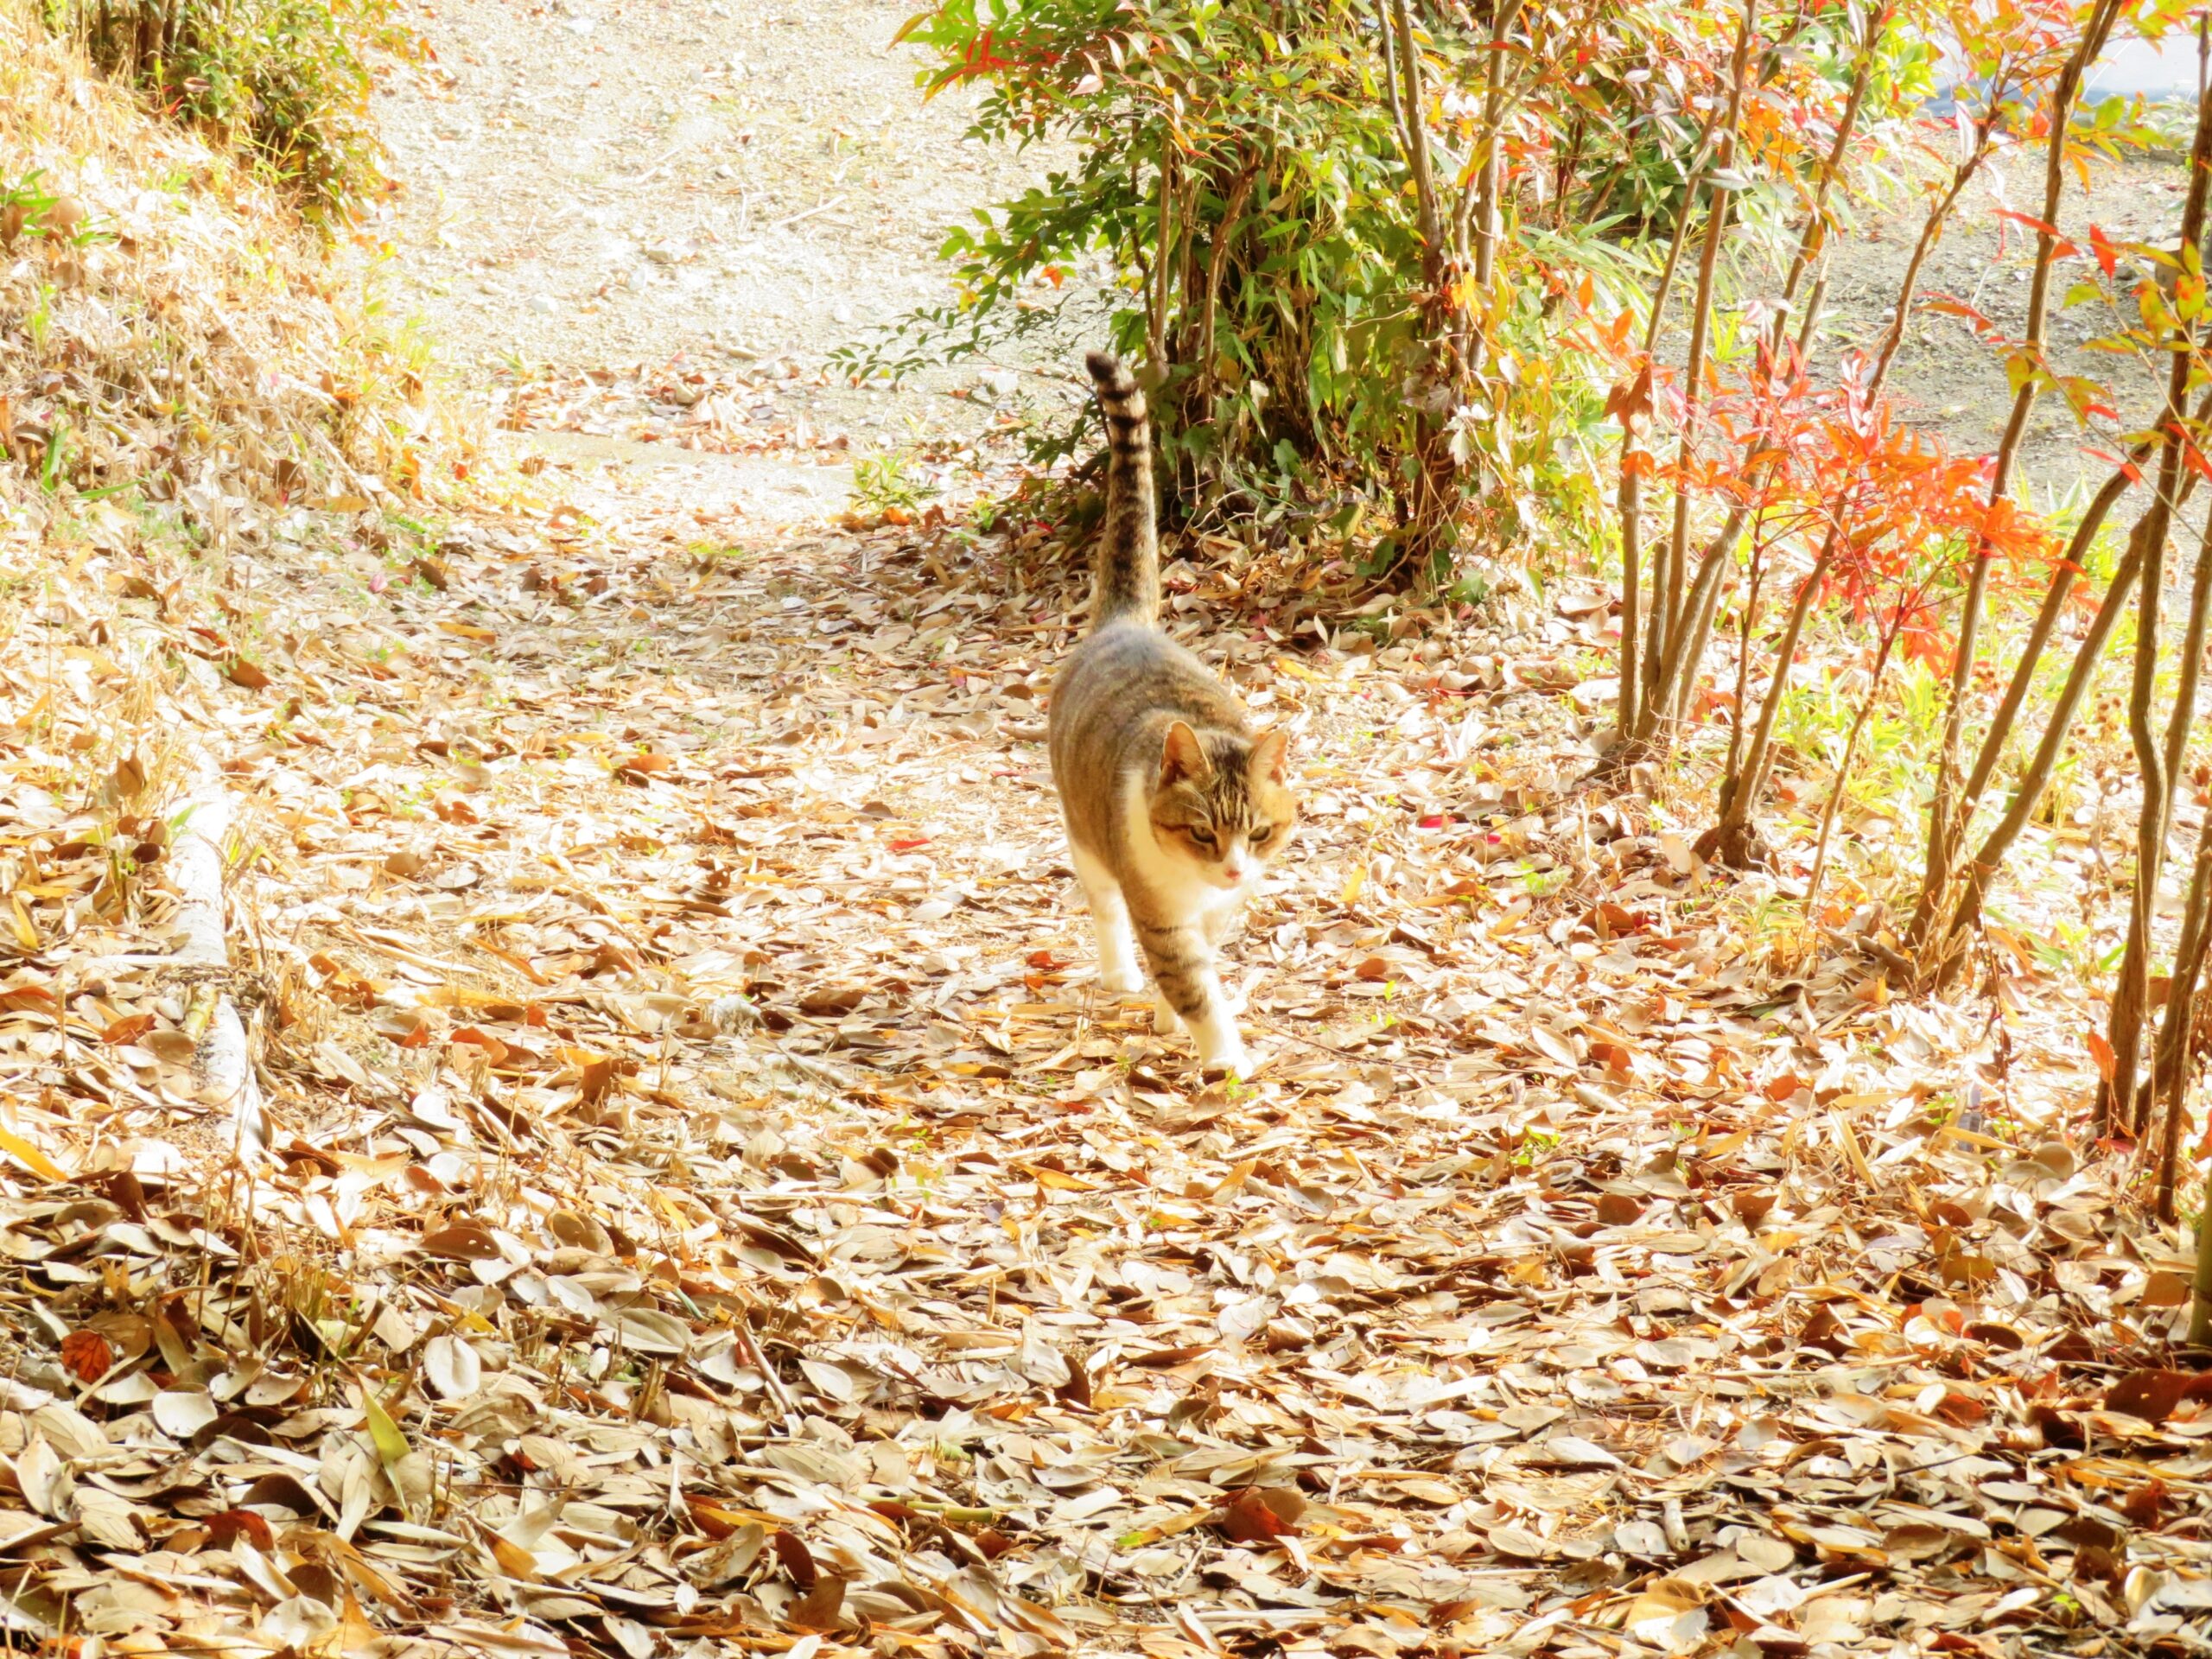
[2101,75,2212,1135]
[1147,149,1176,377]
[2195,1155,2212,1345]
[1616,108,1723,745]
[1555,112,1586,224]
[1806,619,1903,923]
[1776,3,1887,318]
[1905,451,2144,953]
[1375,0,1405,158]
[1618,455,1645,742]
[1654,0,1758,692]
[1641,116,1719,358]
[1726,529,1770,788]
[1942,520,2150,965]
[2155,472,2212,855]
[1390,0,1444,271]
[1910,394,2212,961]
[1717,523,1840,852]
[1469,0,1525,296]
[1922,0,2126,949]
[2152,840,2212,1220]
[1661,507,1743,730]
[1194,165,1257,416]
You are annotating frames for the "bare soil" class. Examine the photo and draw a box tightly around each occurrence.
[369,1,2194,531]
[369,0,1084,493]
[1811,147,2189,502]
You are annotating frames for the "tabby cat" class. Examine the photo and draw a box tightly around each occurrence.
[1046,353,1297,1076]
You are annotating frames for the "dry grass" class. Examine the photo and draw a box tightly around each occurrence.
[0,0,463,531]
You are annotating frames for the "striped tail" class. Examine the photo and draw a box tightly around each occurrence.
[1085,351,1160,629]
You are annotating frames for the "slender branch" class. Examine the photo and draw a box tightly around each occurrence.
[1375,0,1407,162]
[1390,0,1444,270]
[1618,444,1647,742]
[1805,614,1904,922]
[1942,518,2151,964]
[2152,838,2212,1219]
[1469,0,1526,295]
[1651,0,1758,702]
[2100,68,2212,1135]
[1194,163,1257,416]
[1919,0,2126,948]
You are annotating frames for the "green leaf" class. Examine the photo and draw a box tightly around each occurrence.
[360,1383,410,1470]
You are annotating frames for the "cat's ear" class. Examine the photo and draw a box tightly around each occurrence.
[1248,728,1289,785]
[1160,721,1211,787]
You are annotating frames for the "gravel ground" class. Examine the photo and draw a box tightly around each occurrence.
[365,0,2194,525]
[366,0,1088,458]
[1804,148,2189,504]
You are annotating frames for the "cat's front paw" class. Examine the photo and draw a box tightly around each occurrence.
[1099,964,1145,996]
[1152,995,1186,1036]
[1196,1028,1249,1078]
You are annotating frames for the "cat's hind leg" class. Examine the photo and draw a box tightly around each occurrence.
[1071,844,1142,995]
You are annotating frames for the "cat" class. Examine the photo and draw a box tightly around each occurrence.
[1046,352,1298,1076]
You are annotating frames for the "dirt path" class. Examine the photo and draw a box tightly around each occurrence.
[120,462,2186,1657]
[366,0,2187,514]
[369,0,1083,482]
[213,17,2212,1651]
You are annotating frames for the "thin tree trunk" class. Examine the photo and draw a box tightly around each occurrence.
[1905,452,2145,954]
[1726,530,1770,791]
[1805,621,1903,924]
[1919,0,2125,950]
[2099,75,2212,1135]
[1912,395,2212,963]
[1867,156,1988,393]
[2152,837,2212,1219]
[1652,0,1758,702]
[2194,1157,2212,1344]
[1147,150,1177,378]
[1703,522,1840,864]
[1618,454,1645,742]
[1469,0,1524,298]
[1383,0,1459,566]
[1641,115,1719,359]
[1391,0,1443,264]
[1375,0,1405,156]
[1942,519,2152,967]
[1194,165,1256,415]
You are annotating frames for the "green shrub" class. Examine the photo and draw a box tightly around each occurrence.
[847,2,1669,577]
[53,0,397,226]
[854,2,1919,589]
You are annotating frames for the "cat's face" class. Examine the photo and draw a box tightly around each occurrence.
[1147,722,1298,891]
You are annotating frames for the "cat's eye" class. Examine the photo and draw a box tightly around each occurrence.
[1251,826,1274,844]
[1188,827,1217,848]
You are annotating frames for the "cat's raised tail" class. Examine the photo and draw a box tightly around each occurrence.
[1084,351,1160,631]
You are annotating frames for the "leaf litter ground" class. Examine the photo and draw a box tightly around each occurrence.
[3,452,2212,1659]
